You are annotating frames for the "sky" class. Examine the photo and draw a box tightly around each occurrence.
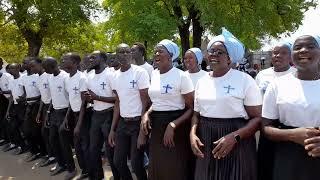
[261,1,320,50]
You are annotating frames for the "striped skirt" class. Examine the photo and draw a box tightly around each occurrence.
[148,110,194,180]
[195,117,257,180]
[272,124,320,180]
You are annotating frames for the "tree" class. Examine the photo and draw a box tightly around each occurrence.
[0,0,99,57]
[103,0,317,55]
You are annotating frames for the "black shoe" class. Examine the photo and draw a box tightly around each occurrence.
[0,140,8,146]
[39,157,56,167]
[50,165,66,176]
[13,146,24,155]
[25,153,41,162]
[3,144,16,152]
[77,171,89,179]
[64,170,77,180]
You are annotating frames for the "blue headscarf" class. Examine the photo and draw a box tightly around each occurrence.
[274,42,292,53]
[158,39,180,61]
[187,48,203,65]
[207,27,245,63]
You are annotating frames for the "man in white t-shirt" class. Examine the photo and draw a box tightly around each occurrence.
[0,70,13,146]
[256,43,296,95]
[3,64,27,152]
[62,53,91,179]
[108,44,149,180]
[131,42,154,78]
[84,51,120,180]
[43,57,69,176]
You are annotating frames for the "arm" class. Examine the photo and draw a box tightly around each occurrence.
[5,96,13,119]
[108,90,120,147]
[139,88,150,116]
[74,91,88,137]
[89,89,116,103]
[35,101,44,123]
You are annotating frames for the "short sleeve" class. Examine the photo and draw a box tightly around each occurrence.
[244,76,262,106]
[262,82,279,120]
[137,69,150,90]
[193,81,200,112]
[79,75,88,92]
[180,72,194,94]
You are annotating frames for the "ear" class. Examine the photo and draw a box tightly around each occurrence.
[227,56,232,65]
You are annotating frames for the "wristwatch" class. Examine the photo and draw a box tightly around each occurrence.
[169,122,176,129]
[234,133,241,143]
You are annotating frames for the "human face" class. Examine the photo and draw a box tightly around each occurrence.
[292,36,320,71]
[8,64,20,77]
[131,45,142,64]
[153,45,171,70]
[184,51,198,71]
[109,54,119,67]
[87,53,101,70]
[21,59,30,72]
[62,57,76,74]
[29,61,41,74]
[207,42,230,72]
[271,45,291,71]
[116,46,132,66]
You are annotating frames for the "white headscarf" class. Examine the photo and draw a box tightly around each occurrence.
[158,39,180,61]
[187,48,203,65]
[207,27,245,63]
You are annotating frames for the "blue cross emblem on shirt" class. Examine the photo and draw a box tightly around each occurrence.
[4,83,8,89]
[73,86,79,95]
[57,86,63,92]
[43,83,48,89]
[100,82,106,90]
[224,85,235,94]
[130,80,137,88]
[162,84,173,94]
[32,81,36,87]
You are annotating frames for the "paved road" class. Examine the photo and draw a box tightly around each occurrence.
[0,145,113,180]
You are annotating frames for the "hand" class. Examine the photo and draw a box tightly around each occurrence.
[108,130,116,147]
[83,91,92,102]
[60,117,69,131]
[163,124,175,148]
[212,133,237,159]
[88,90,98,100]
[35,113,41,124]
[137,131,147,149]
[190,133,204,158]
[74,125,81,139]
[17,96,26,103]
[141,114,151,135]
[305,135,320,157]
[289,128,320,146]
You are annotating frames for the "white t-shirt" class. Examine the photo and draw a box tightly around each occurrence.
[149,67,194,111]
[48,70,69,110]
[20,74,41,100]
[255,67,296,95]
[0,67,6,73]
[113,65,150,117]
[87,68,114,111]
[194,69,262,119]
[37,72,51,104]
[262,73,320,127]
[66,71,87,112]
[186,70,208,88]
[9,76,24,104]
[140,62,154,79]
[0,72,13,98]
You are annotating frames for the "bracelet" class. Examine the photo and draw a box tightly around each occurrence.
[169,122,176,129]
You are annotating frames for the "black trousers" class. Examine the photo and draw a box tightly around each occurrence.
[49,108,68,168]
[73,108,91,174]
[114,117,147,180]
[23,101,47,155]
[8,103,26,148]
[40,103,53,157]
[0,94,9,141]
[89,109,120,180]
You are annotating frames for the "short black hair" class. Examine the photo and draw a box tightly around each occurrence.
[133,42,146,57]
[64,53,81,65]
[30,57,42,64]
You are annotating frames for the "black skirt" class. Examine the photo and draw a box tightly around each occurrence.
[272,124,320,180]
[195,116,257,180]
[148,110,194,180]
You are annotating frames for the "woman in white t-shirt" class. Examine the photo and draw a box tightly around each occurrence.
[139,39,194,180]
[184,47,208,87]
[191,28,262,180]
[262,35,320,180]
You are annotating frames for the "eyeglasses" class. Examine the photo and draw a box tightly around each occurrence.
[207,49,228,56]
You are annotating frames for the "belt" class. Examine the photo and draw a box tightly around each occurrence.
[53,108,68,112]
[93,107,114,113]
[122,116,141,122]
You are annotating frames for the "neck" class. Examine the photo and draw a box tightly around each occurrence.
[188,66,200,73]
[159,64,173,74]
[14,74,20,79]
[39,70,44,75]
[70,69,77,77]
[297,68,320,80]
[136,58,145,66]
[53,69,60,76]
[27,71,32,75]
[211,67,230,77]
[120,64,131,72]
[95,64,106,74]
[274,65,290,72]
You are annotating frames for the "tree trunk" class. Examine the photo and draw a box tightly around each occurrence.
[26,37,42,57]
[178,25,190,56]
[192,17,204,48]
